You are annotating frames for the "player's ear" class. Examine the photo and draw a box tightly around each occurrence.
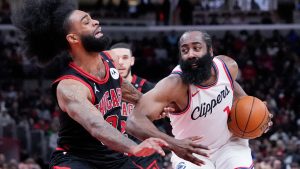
[66,33,79,44]
[131,56,135,66]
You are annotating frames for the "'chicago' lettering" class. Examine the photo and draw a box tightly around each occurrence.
[95,88,122,115]
[121,102,135,116]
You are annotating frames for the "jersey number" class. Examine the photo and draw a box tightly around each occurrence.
[106,115,126,134]
[223,106,231,115]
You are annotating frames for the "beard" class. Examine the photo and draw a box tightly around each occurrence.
[81,34,111,52]
[179,53,213,85]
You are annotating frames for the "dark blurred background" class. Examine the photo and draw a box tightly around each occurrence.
[0,0,300,169]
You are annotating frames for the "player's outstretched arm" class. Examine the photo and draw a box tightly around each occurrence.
[121,79,143,104]
[121,79,175,119]
[56,79,167,157]
[127,75,209,166]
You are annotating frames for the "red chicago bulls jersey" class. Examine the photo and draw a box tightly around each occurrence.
[52,52,129,168]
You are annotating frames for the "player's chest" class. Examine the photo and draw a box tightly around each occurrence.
[189,85,233,120]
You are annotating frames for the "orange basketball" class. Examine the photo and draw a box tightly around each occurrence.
[228,96,269,139]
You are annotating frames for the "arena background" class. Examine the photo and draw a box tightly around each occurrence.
[0,0,299,168]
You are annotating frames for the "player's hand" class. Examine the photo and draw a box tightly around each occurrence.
[131,137,168,157]
[160,106,174,118]
[168,136,209,166]
[263,101,273,133]
[264,113,273,133]
[159,102,178,119]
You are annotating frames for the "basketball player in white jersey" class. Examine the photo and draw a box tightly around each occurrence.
[126,31,272,168]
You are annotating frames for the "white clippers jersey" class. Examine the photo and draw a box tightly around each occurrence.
[169,58,234,151]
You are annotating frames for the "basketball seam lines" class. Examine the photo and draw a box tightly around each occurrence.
[234,98,243,135]
[243,97,255,137]
[243,104,267,133]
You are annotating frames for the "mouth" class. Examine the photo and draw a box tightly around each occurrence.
[191,63,198,68]
[118,68,126,71]
[94,26,103,38]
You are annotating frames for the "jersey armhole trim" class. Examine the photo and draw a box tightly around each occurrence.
[53,75,96,104]
[169,86,191,115]
[171,71,183,76]
[217,58,234,90]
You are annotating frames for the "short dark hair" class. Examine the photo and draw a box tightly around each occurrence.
[201,31,212,51]
[11,0,77,64]
[179,31,212,51]
[110,43,132,51]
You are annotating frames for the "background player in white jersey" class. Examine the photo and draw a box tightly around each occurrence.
[127,30,272,168]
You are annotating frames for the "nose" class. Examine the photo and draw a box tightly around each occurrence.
[93,19,99,26]
[118,58,125,65]
[186,49,197,60]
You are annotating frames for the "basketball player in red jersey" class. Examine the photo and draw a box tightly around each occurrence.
[12,1,207,168]
[127,31,273,168]
[110,43,155,98]
[110,42,169,168]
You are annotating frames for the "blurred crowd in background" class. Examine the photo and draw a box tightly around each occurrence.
[0,0,300,169]
[0,0,300,25]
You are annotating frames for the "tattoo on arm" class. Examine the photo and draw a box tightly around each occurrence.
[57,80,137,154]
[121,80,142,104]
[85,104,138,153]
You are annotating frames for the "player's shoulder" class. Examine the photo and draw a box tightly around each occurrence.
[133,74,145,82]
[57,79,89,95]
[215,55,238,71]
[215,55,233,62]
[152,74,187,99]
[132,74,151,86]
[132,74,155,92]
[215,55,238,80]
[158,73,186,90]
[215,55,237,67]
[164,65,186,86]
[170,65,182,74]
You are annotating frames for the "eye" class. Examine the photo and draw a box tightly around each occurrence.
[194,46,201,51]
[82,17,91,25]
[181,48,188,54]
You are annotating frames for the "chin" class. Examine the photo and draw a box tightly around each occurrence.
[119,72,125,77]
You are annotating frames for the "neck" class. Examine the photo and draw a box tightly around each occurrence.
[125,72,133,82]
[70,48,101,73]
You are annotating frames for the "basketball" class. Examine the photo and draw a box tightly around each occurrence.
[228,96,269,139]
